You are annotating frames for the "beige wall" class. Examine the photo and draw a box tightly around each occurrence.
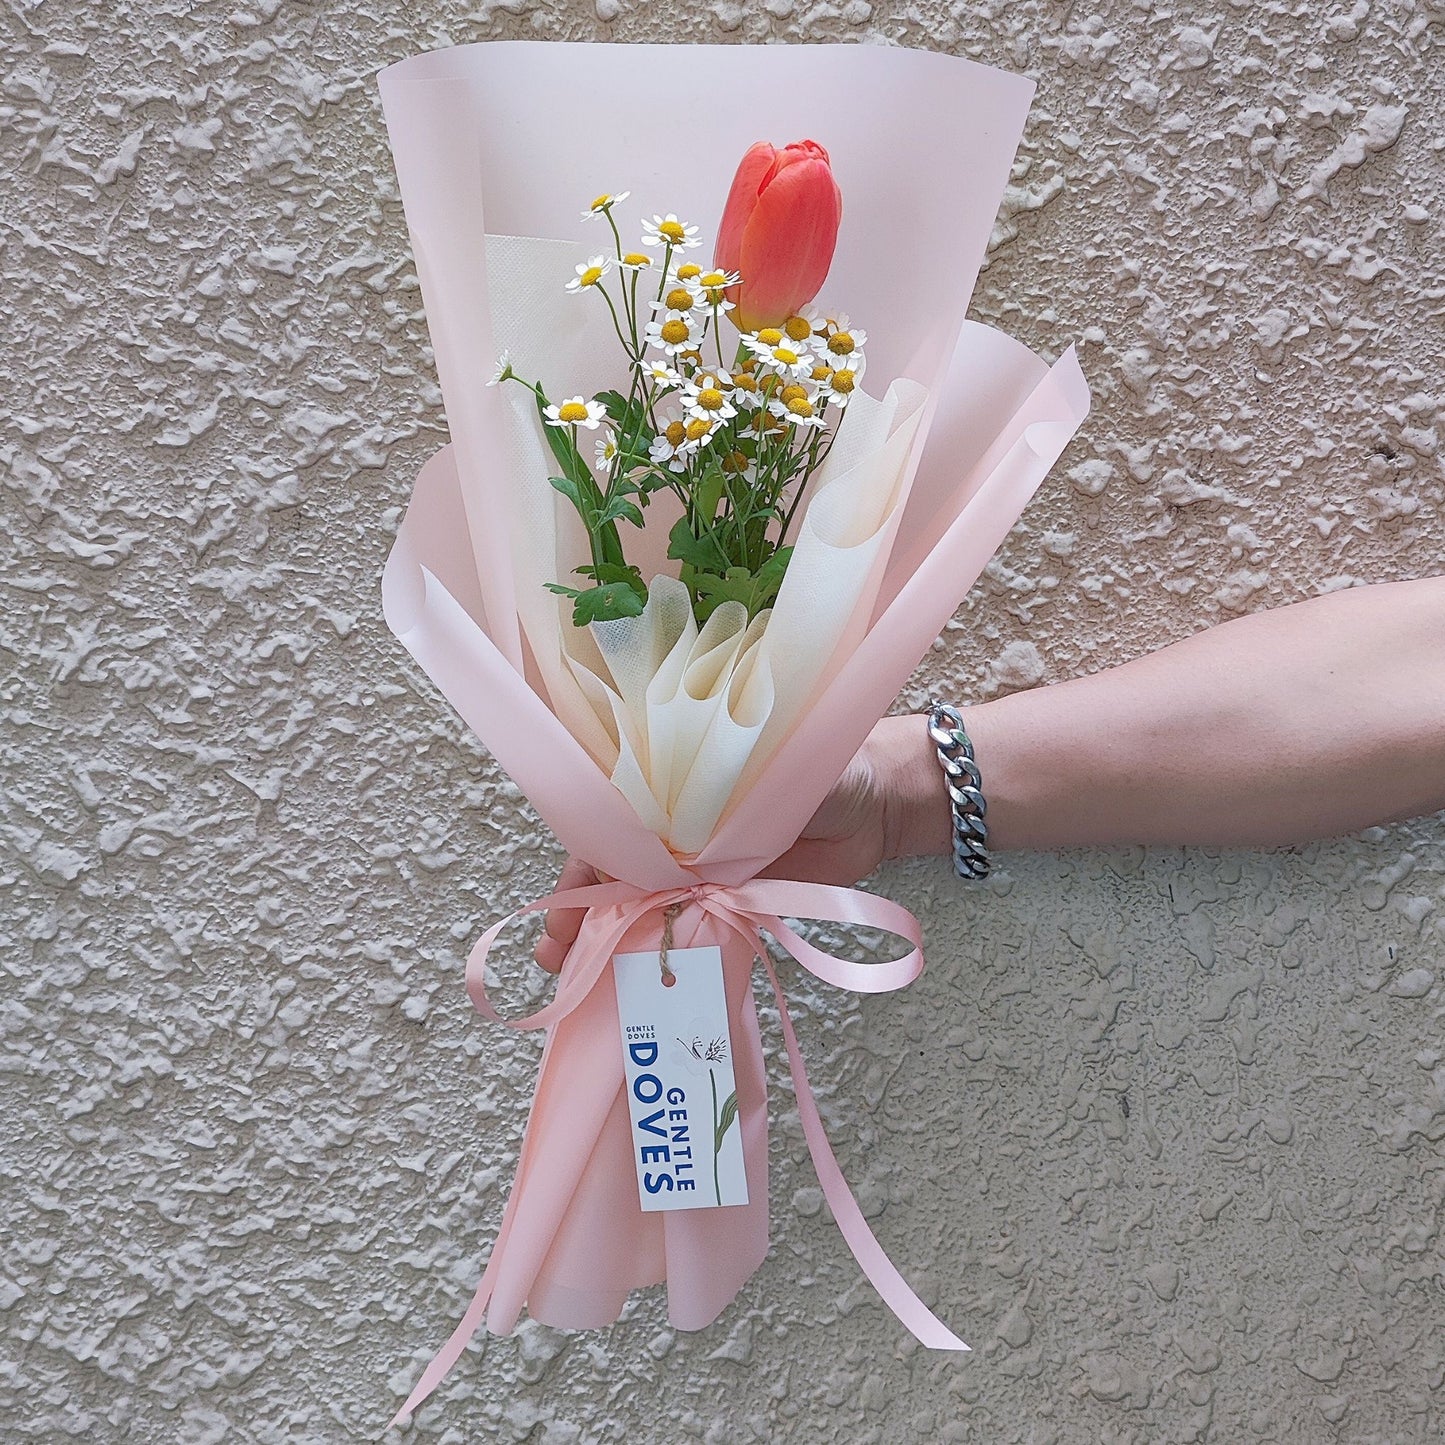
[2,2,1441,1441]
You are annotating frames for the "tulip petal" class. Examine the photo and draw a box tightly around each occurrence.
[734,157,842,331]
[714,141,778,279]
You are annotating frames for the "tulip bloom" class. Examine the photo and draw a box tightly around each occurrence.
[714,140,843,333]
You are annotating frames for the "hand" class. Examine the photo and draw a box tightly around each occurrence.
[533,728,897,975]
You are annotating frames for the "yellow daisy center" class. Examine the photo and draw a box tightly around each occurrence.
[756,328,783,346]
[783,315,813,342]
[781,383,808,403]
[831,369,857,394]
[676,263,701,281]
[811,364,833,382]
[665,421,687,446]
[772,346,800,365]
[697,387,725,411]
[559,402,590,423]
[721,450,749,474]
[661,318,691,345]
[660,220,686,243]
[665,288,694,312]
[623,252,651,267]
[579,266,604,287]
[733,374,758,393]
[786,397,816,419]
[590,194,613,212]
[685,417,713,441]
[827,331,856,355]
[700,271,728,288]
[703,287,727,305]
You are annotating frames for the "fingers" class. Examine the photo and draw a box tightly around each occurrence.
[534,856,599,973]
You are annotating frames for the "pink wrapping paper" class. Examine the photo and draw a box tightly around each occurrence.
[378,40,1091,1420]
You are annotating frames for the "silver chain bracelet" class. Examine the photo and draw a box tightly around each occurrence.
[926,700,990,880]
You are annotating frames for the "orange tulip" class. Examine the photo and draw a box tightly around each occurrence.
[714,139,843,333]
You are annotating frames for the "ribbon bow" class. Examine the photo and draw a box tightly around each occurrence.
[393,875,968,1425]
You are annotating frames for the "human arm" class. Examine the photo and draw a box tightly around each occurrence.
[537,577,1445,969]
[887,575,1445,858]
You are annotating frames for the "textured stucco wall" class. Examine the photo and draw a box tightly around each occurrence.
[2,1,1442,1442]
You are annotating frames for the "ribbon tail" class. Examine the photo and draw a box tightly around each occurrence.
[388,1253,500,1427]
[756,938,971,1352]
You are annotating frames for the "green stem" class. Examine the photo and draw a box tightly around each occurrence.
[710,1069,721,1207]
[596,283,635,361]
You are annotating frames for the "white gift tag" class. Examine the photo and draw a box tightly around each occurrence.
[613,945,748,1212]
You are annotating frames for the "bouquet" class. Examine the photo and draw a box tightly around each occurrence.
[378,41,1090,1423]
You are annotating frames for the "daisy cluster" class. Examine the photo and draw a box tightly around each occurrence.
[532,192,867,481]
[489,189,869,628]
[644,306,867,475]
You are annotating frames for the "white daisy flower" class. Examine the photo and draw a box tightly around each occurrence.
[815,355,866,407]
[649,418,691,473]
[486,351,513,387]
[641,213,702,250]
[681,370,737,424]
[816,323,867,363]
[644,312,702,357]
[653,283,703,315]
[565,255,612,293]
[642,359,683,390]
[581,190,630,220]
[691,267,741,308]
[743,329,814,380]
[544,396,608,430]
[767,387,826,430]
[718,447,756,484]
[677,413,721,455]
[800,304,852,339]
[778,313,816,345]
[727,368,765,410]
[593,431,620,473]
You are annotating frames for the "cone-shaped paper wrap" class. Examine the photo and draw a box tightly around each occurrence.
[379,42,1090,1420]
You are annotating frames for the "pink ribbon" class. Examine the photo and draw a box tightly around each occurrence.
[392,878,968,1426]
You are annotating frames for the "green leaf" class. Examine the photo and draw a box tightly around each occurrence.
[597,388,655,458]
[684,547,794,624]
[569,581,646,626]
[715,1090,739,1152]
[694,464,726,526]
[631,466,674,497]
[689,567,758,612]
[667,517,730,573]
[573,562,647,600]
[547,473,589,520]
[596,496,646,530]
[595,388,628,420]
[754,544,792,603]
